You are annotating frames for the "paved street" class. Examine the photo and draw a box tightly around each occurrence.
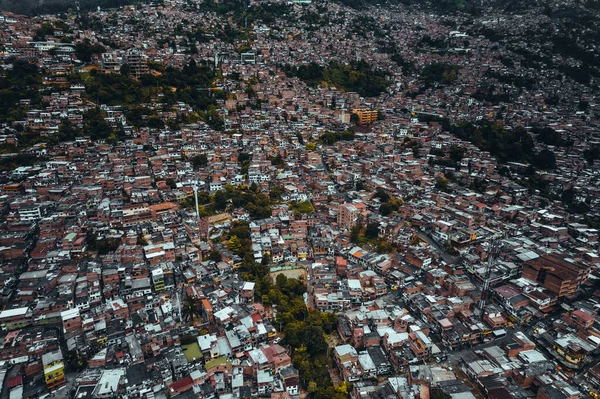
[415,230,461,265]
[442,326,521,366]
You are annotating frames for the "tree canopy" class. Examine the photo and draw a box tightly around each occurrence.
[283,60,389,97]
[447,120,535,163]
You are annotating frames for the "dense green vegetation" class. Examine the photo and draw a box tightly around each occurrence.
[84,71,150,106]
[225,221,254,263]
[350,221,394,253]
[283,61,389,97]
[445,121,561,175]
[65,350,89,372]
[429,144,468,171]
[583,147,600,166]
[561,187,591,215]
[420,63,460,87]
[191,154,209,168]
[33,22,57,41]
[532,126,573,147]
[320,130,355,145]
[0,60,42,123]
[0,153,44,172]
[374,187,403,216]
[193,1,293,44]
[221,221,348,398]
[0,58,221,151]
[179,183,274,219]
[150,60,219,108]
[390,53,416,74]
[446,120,535,163]
[290,201,314,215]
[472,85,511,105]
[75,40,106,63]
[418,35,447,49]
[485,70,536,90]
[84,60,218,111]
[238,152,252,175]
[271,274,347,399]
[85,229,121,255]
[0,0,141,16]
[213,184,272,219]
[531,149,557,170]
[584,215,600,229]
[197,1,292,25]
[269,154,285,167]
[431,387,453,399]
[286,311,349,399]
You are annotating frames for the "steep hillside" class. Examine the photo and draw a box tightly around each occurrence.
[0,0,135,15]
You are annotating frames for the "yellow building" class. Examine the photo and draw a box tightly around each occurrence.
[351,108,379,125]
[553,334,593,368]
[42,350,65,390]
[152,268,166,291]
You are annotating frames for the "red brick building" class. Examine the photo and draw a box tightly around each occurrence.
[523,255,591,299]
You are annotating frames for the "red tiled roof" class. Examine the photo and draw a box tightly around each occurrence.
[169,376,193,393]
[251,312,262,323]
[572,309,594,321]
[8,375,22,389]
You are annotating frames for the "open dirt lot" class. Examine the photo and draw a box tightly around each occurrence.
[270,268,306,282]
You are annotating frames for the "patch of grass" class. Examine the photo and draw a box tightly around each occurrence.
[182,342,202,363]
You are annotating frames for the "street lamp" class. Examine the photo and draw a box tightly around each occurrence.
[192,180,200,219]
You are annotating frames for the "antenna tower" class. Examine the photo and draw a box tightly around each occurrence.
[478,235,502,311]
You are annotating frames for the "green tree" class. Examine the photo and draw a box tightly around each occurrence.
[374,187,390,202]
[85,229,97,251]
[227,235,242,253]
[269,186,284,201]
[192,154,208,168]
[365,222,379,239]
[182,295,199,322]
[214,190,228,210]
[449,145,465,162]
[96,238,120,255]
[435,176,449,191]
[583,147,599,165]
[350,224,361,243]
[208,250,222,262]
[270,154,285,166]
[532,149,557,170]
[379,202,394,216]
[74,39,105,62]
[165,179,177,189]
[276,273,288,288]
[65,350,88,372]
[120,63,131,76]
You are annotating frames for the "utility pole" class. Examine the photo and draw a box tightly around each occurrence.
[192,181,200,218]
[175,289,183,325]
